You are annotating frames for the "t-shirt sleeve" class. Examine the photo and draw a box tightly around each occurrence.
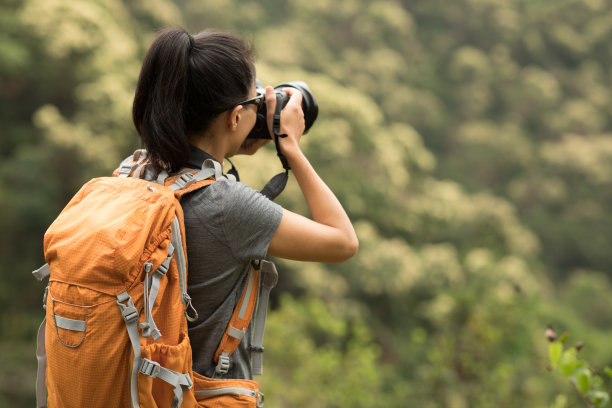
[217,179,283,261]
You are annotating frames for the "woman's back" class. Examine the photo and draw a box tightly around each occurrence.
[182,148,282,378]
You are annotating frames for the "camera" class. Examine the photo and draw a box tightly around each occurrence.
[247,80,319,139]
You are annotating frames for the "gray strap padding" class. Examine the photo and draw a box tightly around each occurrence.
[238,269,256,320]
[251,260,279,376]
[36,318,47,408]
[32,263,50,281]
[54,315,86,332]
[139,358,193,408]
[117,292,141,408]
[228,326,246,340]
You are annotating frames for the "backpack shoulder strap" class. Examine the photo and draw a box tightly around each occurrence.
[164,158,225,198]
[114,149,148,178]
[212,259,279,376]
[213,262,261,375]
[114,151,222,198]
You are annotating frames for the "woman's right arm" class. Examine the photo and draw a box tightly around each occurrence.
[265,86,358,263]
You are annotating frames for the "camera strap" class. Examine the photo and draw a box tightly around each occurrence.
[260,94,291,200]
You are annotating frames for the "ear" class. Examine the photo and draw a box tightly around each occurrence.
[226,105,244,131]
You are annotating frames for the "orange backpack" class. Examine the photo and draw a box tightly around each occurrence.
[33,150,277,407]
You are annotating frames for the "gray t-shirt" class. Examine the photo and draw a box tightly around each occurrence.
[181,155,282,379]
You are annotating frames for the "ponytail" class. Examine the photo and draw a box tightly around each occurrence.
[132,28,191,173]
[132,28,255,173]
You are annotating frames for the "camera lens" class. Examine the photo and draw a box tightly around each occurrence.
[246,80,319,139]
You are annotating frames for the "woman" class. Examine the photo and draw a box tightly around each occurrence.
[132,27,358,382]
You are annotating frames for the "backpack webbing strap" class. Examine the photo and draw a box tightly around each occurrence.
[213,264,261,375]
[168,159,222,191]
[33,263,50,282]
[117,292,141,408]
[140,243,175,340]
[117,150,148,178]
[170,216,199,322]
[250,260,279,375]
[33,264,50,408]
[139,359,193,408]
[35,318,47,408]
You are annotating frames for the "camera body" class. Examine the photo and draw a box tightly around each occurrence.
[247,80,319,139]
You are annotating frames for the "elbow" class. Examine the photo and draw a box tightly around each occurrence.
[347,235,359,258]
[332,234,359,263]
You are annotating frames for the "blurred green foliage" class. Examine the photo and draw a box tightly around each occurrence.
[2,0,612,406]
[548,327,612,408]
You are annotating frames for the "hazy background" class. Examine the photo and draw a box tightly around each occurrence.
[2,0,612,406]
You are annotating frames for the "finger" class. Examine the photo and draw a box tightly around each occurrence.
[265,86,276,138]
[282,88,303,108]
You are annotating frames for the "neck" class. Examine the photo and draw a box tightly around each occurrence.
[191,133,227,164]
[190,112,235,163]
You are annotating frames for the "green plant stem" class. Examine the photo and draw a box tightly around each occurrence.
[571,382,596,408]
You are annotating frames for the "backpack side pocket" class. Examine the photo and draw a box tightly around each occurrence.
[136,330,197,407]
[193,372,262,408]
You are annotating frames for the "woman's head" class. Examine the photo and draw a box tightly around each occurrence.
[132,28,255,173]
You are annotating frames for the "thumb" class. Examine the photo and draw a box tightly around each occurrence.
[265,86,277,139]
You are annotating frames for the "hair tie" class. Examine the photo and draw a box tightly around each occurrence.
[188,34,195,50]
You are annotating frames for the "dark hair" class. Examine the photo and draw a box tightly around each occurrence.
[132,28,255,173]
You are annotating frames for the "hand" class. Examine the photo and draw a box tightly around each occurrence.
[265,86,305,157]
[236,138,270,155]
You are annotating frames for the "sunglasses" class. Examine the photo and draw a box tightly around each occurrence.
[235,92,265,110]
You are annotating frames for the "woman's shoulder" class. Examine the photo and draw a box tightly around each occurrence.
[184,177,277,211]
[182,176,282,235]
[208,177,259,198]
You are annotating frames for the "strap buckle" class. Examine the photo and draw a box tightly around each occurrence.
[157,244,174,276]
[116,295,139,323]
[215,352,231,375]
[119,163,136,177]
[174,172,195,189]
[157,261,169,275]
[139,359,161,378]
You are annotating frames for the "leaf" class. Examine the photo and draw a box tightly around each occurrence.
[559,332,570,345]
[587,390,610,408]
[576,368,591,395]
[550,394,568,408]
[605,367,612,381]
[549,342,563,367]
[560,348,583,377]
